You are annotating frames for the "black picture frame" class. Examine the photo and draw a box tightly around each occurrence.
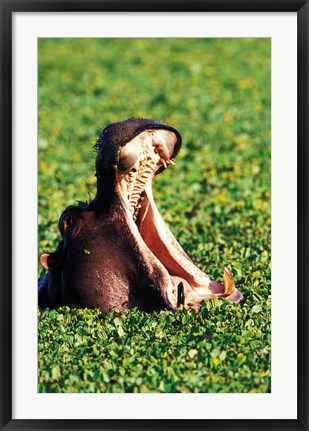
[1,1,308,430]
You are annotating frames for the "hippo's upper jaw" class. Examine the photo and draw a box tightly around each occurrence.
[39,118,243,312]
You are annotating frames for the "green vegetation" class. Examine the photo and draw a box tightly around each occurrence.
[38,38,271,393]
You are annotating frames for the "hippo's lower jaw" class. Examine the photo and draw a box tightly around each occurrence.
[133,179,242,311]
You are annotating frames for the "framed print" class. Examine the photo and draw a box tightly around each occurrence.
[1,1,308,430]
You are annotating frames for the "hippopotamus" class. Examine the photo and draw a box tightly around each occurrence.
[38,118,243,312]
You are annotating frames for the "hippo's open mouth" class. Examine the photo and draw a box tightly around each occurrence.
[94,119,243,311]
[39,118,243,312]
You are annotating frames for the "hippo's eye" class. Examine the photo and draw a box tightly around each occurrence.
[117,145,140,173]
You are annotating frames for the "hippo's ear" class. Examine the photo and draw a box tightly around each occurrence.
[40,252,62,270]
[59,210,73,236]
[59,205,84,237]
[40,254,50,269]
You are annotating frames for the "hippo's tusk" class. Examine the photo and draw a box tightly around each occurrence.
[159,157,167,168]
[177,282,185,309]
[223,267,235,296]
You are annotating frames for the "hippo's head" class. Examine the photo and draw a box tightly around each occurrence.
[39,118,242,312]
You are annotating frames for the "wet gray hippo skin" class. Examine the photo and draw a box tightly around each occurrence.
[38,118,243,312]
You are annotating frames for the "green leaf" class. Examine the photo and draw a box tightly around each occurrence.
[51,366,61,380]
[251,305,263,314]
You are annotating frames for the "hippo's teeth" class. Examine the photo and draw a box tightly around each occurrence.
[154,145,163,154]
[159,157,167,168]
[177,281,185,309]
[223,267,235,295]
[166,159,175,165]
